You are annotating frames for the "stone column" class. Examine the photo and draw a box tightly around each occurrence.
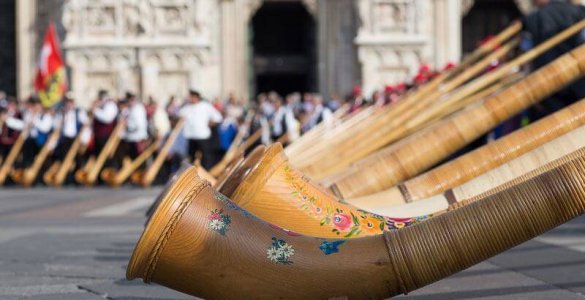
[16,0,37,99]
[433,0,462,67]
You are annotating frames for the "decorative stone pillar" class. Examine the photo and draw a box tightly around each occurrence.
[433,0,462,67]
[16,0,37,99]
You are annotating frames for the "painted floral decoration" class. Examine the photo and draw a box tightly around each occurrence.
[319,240,345,255]
[207,208,231,235]
[267,237,295,264]
[283,164,432,237]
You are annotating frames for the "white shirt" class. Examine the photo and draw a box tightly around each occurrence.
[55,109,89,138]
[124,103,148,142]
[271,106,295,137]
[179,101,222,140]
[24,112,53,138]
[94,100,118,124]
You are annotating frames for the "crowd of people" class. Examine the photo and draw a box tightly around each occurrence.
[0,68,433,187]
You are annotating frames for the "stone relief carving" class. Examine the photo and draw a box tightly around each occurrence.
[63,0,210,40]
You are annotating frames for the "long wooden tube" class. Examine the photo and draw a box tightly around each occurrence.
[135,119,184,187]
[290,38,517,174]
[448,21,522,78]
[12,126,62,187]
[284,103,349,154]
[0,127,28,185]
[102,139,161,187]
[218,114,585,238]
[349,126,585,217]
[289,22,519,162]
[127,153,585,298]
[287,66,447,165]
[328,43,585,199]
[51,122,92,187]
[44,120,92,187]
[209,127,246,177]
[76,122,124,186]
[344,99,585,207]
[295,20,585,178]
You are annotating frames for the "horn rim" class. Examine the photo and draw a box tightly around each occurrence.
[127,166,209,282]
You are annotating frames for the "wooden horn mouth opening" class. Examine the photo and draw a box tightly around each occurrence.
[216,145,268,202]
[127,153,585,298]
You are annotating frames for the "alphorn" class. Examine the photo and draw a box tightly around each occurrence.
[345,99,585,207]
[0,126,28,185]
[101,139,161,187]
[327,43,585,199]
[11,125,62,187]
[209,125,247,177]
[75,122,125,186]
[295,20,585,179]
[132,119,185,187]
[127,154,585,298]
[350,126,585,217]
[224,98,585,226]
[218,111,584,239]
[44,119,93,187]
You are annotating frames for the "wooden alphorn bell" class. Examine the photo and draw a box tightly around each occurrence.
[12,123,62,187]
[0,126,29,185]
[75,122,125,186]
[127,151,585,298]
[132,119,185,187]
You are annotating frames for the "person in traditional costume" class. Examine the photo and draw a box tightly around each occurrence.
[522,0,585,119]
[21,97,53,168]
[0,97,24,161]
[90,90,118,157]
[52,96,89,164]
[119,92,148,162]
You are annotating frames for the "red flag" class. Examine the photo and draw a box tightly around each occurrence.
[34,22,67,108]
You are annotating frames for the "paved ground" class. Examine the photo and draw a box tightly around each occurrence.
[0,187,584,299]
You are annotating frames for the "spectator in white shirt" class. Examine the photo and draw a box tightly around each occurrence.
[179,90,222,169]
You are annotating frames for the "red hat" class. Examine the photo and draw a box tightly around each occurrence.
[384,84,394,94]
[414,73,426,84]
[397,82,407,92]
[419,64,431,74]
[352,85,362,96]
[443,62,456,71]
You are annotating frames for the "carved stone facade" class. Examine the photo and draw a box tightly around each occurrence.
[61,0,219,106]
[355,0,462,94]
[17,0,570,105]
